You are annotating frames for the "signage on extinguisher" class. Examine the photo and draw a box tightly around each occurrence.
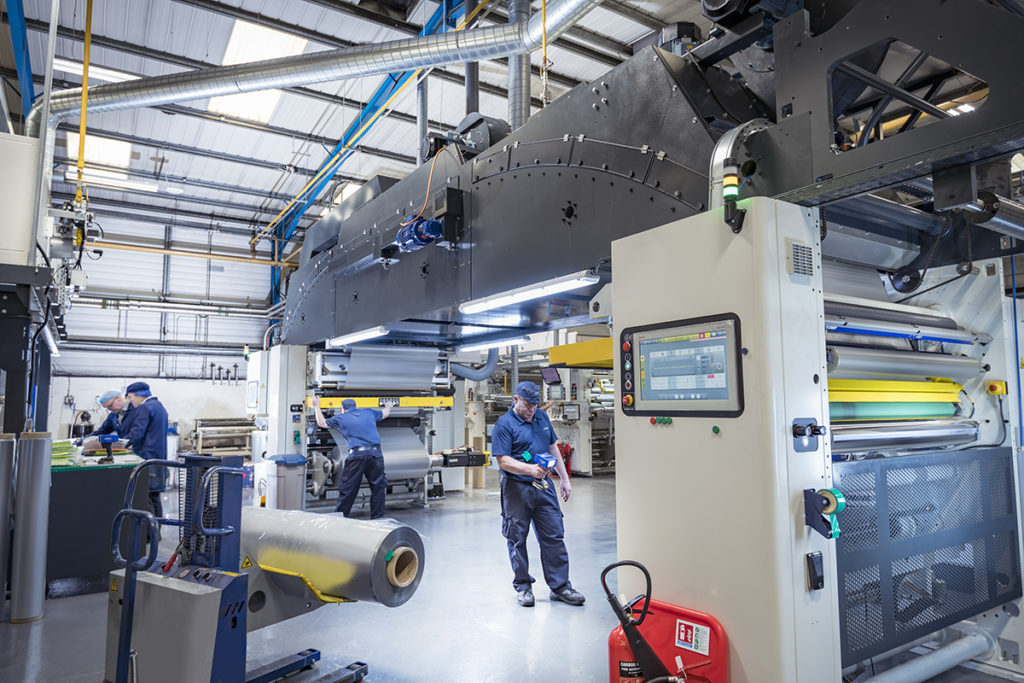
[675,619,711,656]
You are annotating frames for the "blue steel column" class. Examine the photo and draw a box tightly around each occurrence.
[6,0,36,120]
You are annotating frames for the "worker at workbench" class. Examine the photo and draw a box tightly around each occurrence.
[122,382,169,520]
[493,381,585,608]
[313,398,391,519]
[76,390,136,444]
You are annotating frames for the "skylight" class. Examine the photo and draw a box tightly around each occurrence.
[65,131,132,167]
[208,20,308,123]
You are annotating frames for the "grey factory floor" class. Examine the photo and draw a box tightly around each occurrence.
[0,472,1012,683]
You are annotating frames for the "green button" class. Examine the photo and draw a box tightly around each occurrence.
[712,425,720,435]
[666,417,673,424]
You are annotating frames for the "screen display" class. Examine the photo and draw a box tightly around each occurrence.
[540,367,562,384]
[630,316,742,415]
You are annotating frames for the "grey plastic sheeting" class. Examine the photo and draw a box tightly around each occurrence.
[345,346,439,390]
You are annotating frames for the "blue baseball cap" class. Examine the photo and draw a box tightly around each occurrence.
[97,390,120,406]
[341,398,357,410]
[125,381,152,397]
[514,381,541,404]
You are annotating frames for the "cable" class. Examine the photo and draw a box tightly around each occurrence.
[401,150,444,226]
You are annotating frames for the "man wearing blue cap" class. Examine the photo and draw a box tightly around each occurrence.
[314,398,392,519]
[78,390,136,444]
[122,382,169,519]
[493,380,585,607]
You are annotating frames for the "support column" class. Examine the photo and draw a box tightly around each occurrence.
[465,0,480,117]
[417,77,429,166]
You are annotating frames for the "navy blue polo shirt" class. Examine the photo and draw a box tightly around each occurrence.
[326,408,384,449]
[492,406,558,483]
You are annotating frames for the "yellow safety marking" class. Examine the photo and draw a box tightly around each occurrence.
[240,556,253,569]
[318,396,453,409]
[549,337,614,368]
[110,577,118,592]
[256,563,354,603]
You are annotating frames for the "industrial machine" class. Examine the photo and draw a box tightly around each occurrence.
[104,454,425,683]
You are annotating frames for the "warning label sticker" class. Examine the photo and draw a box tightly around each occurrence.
[109,577,118,592]
[617,660,644,683]
[241,556,253,569]
[675,618,711,656]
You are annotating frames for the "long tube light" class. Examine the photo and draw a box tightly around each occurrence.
[63,168,158,193]
[42,325,60,357]
[52,57,138,84]
[457,270,600,315]
[459,336,530,353]
[326,325,390,348]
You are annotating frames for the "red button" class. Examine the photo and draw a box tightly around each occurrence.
[622,341,631,352]
[650,417,656,425]
[622,395,634,407]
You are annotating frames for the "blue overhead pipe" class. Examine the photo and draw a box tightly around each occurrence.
[6,0,35,119]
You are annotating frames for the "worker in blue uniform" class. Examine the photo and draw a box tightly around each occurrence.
[122,382,169,519]
[77,389,136,444]
[492,381,585,608]
[314,398,392,519]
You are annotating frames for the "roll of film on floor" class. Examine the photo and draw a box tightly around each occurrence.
[0,434,15,622]
[10,432,52,623]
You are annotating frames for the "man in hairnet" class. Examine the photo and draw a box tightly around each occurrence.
[492,381,585,608]
[122,382,170,519]
[77,389,136,445]
[313,398,392,519]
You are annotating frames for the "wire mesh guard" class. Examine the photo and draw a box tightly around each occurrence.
[833,448,1021,667]
[177,466,222,562]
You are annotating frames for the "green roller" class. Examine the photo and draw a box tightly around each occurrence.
[829,402,957,421]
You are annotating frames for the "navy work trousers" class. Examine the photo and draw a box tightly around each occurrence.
[336,447,387,519]
[500,476,571,593]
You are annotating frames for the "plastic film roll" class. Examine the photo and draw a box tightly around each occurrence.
[329,426,433,481]
[830,419,978,453]
[10,432,51,623]
[829,402,957,421]
[240,507,424,607]
[826,346,983,380]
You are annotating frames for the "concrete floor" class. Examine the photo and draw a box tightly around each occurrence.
[0,473,1012,682]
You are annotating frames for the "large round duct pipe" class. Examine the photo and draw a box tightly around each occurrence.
[450,348,498,381]
[27,0,602,134]
[508,0,532,129]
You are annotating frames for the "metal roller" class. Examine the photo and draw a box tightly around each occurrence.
[823,299,958,330]
[826,346,983,380]
[0,434,14,619]
[831,419,979,453]
[240,507,424,607]
[10,432,51,623]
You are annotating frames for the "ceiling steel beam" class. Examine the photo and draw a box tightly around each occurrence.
[57,204,265,237]
[598,0,665,30]
[50,190,278,230]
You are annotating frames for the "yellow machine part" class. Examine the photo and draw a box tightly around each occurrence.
[311,396,454,409]
[548,337,614,368]
[827,378,963,403]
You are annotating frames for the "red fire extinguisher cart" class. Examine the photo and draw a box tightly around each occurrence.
[603,561,727,683]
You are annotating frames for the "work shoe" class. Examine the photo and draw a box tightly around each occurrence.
[517,589,535,607]
[550,588,586,606]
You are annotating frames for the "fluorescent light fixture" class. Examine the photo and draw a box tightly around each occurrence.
[64,167,158,193]
[458,270,600,315]
[53,57,138,84]
[65,131,132,167]
[956,103,975,114]
[164,185,186,195]
[326,325,390,347]
[208,20,308,123]
[459,336,530,353]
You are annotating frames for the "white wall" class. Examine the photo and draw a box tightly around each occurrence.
[48,376,247,443]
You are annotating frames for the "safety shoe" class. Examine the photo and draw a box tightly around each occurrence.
[550,588,585,606]
[517,589,535,607]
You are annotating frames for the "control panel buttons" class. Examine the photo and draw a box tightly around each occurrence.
[622,341,631,352]
[624,361,631,371]
[624,380,632,391]
[622,395,634,407]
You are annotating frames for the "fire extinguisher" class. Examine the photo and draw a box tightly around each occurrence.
[604,561,672,683]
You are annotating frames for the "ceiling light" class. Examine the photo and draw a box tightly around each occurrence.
[459,336,530,353]
[65,132,132,167]
[208,20,308,124]
[164,185,186,195]
[326,325,390,347]
[63,168,158,193]
[457,270,600,315]
[53,57,138,84]
[956,103,975,114]
[42,326,60,358]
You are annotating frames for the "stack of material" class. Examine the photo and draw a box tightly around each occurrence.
[50,439,79,466]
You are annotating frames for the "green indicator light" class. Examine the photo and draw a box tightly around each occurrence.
[723,186,739,198]
[666,417,673,424]
[712,425,721,435]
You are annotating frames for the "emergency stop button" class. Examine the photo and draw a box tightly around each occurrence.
[622,395,634,407]
[622,340,631,352]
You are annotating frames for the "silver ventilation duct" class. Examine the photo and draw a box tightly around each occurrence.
[27,0,603,135]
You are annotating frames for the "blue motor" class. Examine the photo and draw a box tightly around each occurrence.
[395,217,444,252]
